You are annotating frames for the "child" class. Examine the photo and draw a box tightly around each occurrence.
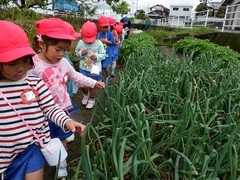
[29,18,105,179]
[0,20,85,180]
[75,21,106,109]
[116,22,125,47]
[97,16,115,84]
[108,17,119,77]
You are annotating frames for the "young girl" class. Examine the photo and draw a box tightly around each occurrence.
[0,20,85,180]
[75,21,106,109]
[29,18,105,179]
[97,16,115,84]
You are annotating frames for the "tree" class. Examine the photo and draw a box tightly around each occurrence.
[0,0,49,8]
[135,9,145,19]
[215,6,226,18]
[0,0,130,17]
[195,3,208,15]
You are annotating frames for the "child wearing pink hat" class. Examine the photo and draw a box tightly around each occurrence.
[97,16,115,85]
[29,17,105,178]
[75,21,106,109]
[108,17,119,77]
[0,20,85,180]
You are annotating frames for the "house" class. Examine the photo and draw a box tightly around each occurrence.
[169,5,193,17]
[221,0,239,5]
[169,5,193,27]
[146,4,170,19]
[221,0,240,30]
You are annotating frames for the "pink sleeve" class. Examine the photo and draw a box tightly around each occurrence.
[63,59,97,88]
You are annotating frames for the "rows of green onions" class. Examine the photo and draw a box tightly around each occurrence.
[74,40,240,179]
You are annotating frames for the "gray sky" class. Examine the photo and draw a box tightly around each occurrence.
[94,0,201,14]
[92,0,222,19]
[132,0,200,11]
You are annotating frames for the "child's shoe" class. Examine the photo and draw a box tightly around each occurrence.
[82,94,89,105]
[86,98,95,109]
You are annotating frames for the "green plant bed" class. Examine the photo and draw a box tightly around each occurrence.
[78,46,240,179]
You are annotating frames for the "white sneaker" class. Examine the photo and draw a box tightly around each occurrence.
[66,133,75,143]
[86,99,95,109]
[82,94,89,105]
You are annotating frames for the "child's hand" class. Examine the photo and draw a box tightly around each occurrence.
[65,120,85,136]
[100,38,107,44]
[81,49,88,56]
[95,81,105,89]
[90,54,97,60]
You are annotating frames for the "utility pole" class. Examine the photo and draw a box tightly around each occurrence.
[136,0,138,17]
[136,0,138,11]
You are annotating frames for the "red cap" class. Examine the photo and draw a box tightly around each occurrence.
[98,16,110,27]
[108,17,116,25]
[64,21,81,39]
[118,22,124,27]
[81,21,97,43]
[0,21,36,63]
[115,25,123,35]
[36,18,75,40]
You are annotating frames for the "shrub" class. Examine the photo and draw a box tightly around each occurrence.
[119,33,157,65]
[174,37,240,67]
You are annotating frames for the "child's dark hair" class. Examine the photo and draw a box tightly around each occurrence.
[33,35,71,52]
[0,55,34,80]
[110,25,114,31]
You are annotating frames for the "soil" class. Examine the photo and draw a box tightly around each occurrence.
[43,45,175,179]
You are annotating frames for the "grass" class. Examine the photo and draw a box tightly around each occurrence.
[145,27,217,45]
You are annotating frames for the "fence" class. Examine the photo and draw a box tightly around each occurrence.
[222,3,240,32]
[33,7,239,32]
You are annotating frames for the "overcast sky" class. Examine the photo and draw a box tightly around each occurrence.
[132,0,200,11]
[94,0,201,15]
[91,0,223,19]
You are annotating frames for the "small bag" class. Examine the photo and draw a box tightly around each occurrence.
[41,138,68,166]
[90,64,100,76]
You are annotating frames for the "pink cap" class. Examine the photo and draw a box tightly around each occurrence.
[0,21,36,63]
[35,18,75,40]
[116,25,123,35]
[81,21,97,43]
[98,16,110,27]
[118,22,124,27]
[64,21,81,39]
[108,17,116,25]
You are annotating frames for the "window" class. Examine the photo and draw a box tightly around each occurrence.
[183,8,189,11]
[173,7,179,11]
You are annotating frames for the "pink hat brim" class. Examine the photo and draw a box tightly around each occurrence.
[45,33,75,40]
[99,23,109,27]
[82,36,96,43]
[0,46,36,63]
[73,32,81,39]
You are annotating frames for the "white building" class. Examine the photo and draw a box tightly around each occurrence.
[222,0,240,31]
[169,5,193,27]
